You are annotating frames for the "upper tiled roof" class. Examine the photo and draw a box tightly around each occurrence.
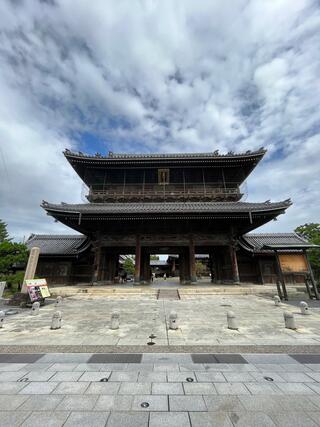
[64,147,266,160]
[240,233,316,253]
[42,200,291,215]
[64,148,266,162]
[26,234,90,256]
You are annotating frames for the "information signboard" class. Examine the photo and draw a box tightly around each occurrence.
[279,254,308,273]
[26,279,50,301]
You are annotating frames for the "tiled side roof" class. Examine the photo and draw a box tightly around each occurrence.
[26,234,90,256]
[42,200,291,215]
[64,148,266,161]
[150,260,168,266]
[240,233,315,253]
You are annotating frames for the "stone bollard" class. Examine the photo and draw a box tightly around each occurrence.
[55,296,63,308]
[51,311,62,330]
[31,301,40,316]
[227,311,238,330]
[300,301,310,315]
[110,311,120,330]
[274,295,281,306]
[0,311,4,328]
[169,311,178,330]
[284,311,297,330]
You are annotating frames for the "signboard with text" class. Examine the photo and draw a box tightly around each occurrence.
[26,279,50,301]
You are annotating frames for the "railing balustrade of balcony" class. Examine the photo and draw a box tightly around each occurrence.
[87,182,242,202]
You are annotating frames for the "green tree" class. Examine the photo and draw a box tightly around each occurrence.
[122,257,135,275]
[195,261,206,278]
[0,219,10,242]
[0,221,29,292]
[295,223,320,281]
[150,255,159,260]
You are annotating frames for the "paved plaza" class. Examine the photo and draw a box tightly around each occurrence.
[1,290,320,425]
[1,293,320,348]
[1,352,320,426]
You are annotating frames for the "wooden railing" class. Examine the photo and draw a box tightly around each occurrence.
[87,182,242,202]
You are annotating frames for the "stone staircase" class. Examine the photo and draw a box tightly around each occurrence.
[49,283,309,300]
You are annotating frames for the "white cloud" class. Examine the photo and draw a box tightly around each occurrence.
[0,0,319,239]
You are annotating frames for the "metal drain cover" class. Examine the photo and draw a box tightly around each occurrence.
[141,402,149,408]
[5,310,19,315]
[186,377,194,382]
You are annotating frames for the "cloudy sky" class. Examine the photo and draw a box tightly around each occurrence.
[0,0,319,241]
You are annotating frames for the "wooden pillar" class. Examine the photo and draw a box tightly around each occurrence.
[105,253,112,283]
[179,252,185,284]
[258,258,264,285]
[229,244,240,284]
[100,249,107,281]
[141,250,150,284]
[274,250,288,300]
[209,252,215,283]
[172,258,176,276]
[215,251,221,283]
[184,247,191,283]
[134,235,141,284]
[304,250,319,300]
[92,246,102,283]
[189,236,197,283]
[107,253,118,284]
[115,254,119,278]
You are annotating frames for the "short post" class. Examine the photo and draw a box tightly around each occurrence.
[31,301,40,316]
[0,311,4,328]
[51,311,62,330]
[227,311,238,330]
[300,301,310,315]
[110,311,120,330]
[55,296,63,308]
[274,295,281,306]
[169,311,178,330]
[284,311,297,330]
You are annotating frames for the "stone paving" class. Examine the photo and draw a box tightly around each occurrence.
[1,294,320,347]
[1,352,320,426]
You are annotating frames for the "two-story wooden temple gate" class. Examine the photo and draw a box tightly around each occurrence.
[41,148,295,286]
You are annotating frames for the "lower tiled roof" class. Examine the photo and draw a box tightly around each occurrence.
[26,234,90,256]
[42,200,291,215]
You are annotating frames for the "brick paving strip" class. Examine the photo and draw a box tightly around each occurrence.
[1,352,320,426]
[1,344,320,353]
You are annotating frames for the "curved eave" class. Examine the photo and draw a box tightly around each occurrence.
[41,202,290,237]
[41,200,291,216]
[64,148,266,164]
[26,235,92,257]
